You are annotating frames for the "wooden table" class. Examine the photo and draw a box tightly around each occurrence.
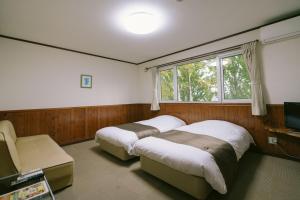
[265,126,300,140]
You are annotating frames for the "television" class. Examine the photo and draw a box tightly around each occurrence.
[284,102,300,131]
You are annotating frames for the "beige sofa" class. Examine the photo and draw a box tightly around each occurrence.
[0,120,74,192]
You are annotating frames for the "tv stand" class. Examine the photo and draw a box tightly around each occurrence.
[265,127,300,140]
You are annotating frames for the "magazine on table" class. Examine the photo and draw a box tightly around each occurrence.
[0,180,49,200]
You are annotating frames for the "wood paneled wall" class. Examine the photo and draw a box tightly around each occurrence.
[0,103,299,158]
[0,104,142,145]
[141,103,300,158]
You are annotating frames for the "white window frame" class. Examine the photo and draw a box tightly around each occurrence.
[219,50,251,103]
[158,65,177,102]
[158,50,251,103]
[175,56,220,104]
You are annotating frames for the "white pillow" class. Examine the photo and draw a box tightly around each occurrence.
[137,115,186,132]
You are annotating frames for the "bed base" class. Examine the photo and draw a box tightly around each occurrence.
[98,138,136,161]
[140,156,212,200]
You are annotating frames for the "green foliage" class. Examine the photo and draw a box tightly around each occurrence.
[223,55,251,99]
[159,54,251,102]
[160,69,174,100]
[177,59,218,102]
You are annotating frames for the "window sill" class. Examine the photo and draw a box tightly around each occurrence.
[159,101,251,105]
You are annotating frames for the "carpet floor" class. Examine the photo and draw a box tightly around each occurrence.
[55,140,300,200]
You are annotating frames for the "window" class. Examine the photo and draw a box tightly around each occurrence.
[160,68,175,101]
[177,58,218,102]
[221,54,251,100]
[159,51,251,103]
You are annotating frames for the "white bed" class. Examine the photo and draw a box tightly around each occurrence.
[133,120,254,195]
[95,115,186,157]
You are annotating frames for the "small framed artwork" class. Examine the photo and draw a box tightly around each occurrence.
[81,74,92,88]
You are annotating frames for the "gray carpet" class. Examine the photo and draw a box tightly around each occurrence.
[55,140,300,200]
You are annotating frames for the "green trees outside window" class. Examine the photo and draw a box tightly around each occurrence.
[159,51,251,102]
[177,58,218,102]
[160,69,174,101]
[222,55,251,99]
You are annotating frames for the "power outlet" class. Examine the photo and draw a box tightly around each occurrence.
[268,136,277,144]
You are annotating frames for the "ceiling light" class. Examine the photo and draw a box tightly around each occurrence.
[123,11,161,34]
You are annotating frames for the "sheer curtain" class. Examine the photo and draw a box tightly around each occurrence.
[151,67,160,111]
[242,41,267,116]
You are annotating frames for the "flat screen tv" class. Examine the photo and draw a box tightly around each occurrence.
[284,102,300,131]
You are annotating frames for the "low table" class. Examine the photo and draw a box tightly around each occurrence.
[0,169,55,200]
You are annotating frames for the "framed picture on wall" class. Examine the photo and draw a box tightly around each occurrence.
[81,75,92,88]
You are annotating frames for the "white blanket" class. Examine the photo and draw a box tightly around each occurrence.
[133,120,254,194]
[95,115,186,154]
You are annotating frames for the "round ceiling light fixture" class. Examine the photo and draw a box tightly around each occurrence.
[123,11,161,34]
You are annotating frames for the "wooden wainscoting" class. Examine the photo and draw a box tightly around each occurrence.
[0,104,142,145]
[141,103,300,158]
[0,103,298,158]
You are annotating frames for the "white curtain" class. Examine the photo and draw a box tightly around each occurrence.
[150,67,160,111]
[242,41,267,116]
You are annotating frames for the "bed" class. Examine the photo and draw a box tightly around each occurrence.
[133,120,254,199]
[95,115,186,160]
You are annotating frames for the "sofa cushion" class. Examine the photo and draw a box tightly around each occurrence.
[0,133,19,177]
[0,121,22,173]
[0,121,17,142]
[43,162,73,191]
[16,135,74,171]
[16,134,74,191]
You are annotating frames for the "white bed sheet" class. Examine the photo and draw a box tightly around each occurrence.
[133,120,254,194]
[95,115,186,154]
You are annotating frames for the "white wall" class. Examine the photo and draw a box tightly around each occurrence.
[1,29,299,111]
[0,37,139,110]
[138,30,300,104]
[262,37,300,104]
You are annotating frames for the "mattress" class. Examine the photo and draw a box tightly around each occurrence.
[95,115,186,158]
[133,120,254,194]
[98,138,135,161]
[140,156,212,200]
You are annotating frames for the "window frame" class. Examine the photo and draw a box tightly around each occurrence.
[158,65,177,102]
[175,56,220,103]
[158,50,251,104]
[219,50,251,103]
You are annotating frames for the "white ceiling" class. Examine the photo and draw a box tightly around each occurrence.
[0,0,300,64]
